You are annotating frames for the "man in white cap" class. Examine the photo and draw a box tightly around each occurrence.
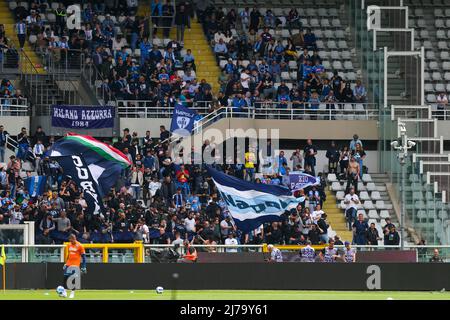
[266,244,283,262]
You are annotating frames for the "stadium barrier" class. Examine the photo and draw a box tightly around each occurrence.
[116,102,379,121]
[63,242,145,263]
[0,102,29,117]
[3,262,450,291]
[2,244,449,263]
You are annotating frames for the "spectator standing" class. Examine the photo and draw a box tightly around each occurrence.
[225,232,239,253]
[289,149,303,170]
[16,19,26,50]
[352,143,366,178]
[346,157,359,193]
[344,187,360,231]
[339,146,350,175]
[244,147,256,182]
[303,139,317,176]
[349,134,363,151]
[352,213,369,245]
[366,222,382,245]
[325,141,340,174]
[175,4,189,44]
[384,225,400,246]
[0,125,9,163]
[436,92,448,120]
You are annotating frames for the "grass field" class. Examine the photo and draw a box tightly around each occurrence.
[0,290,449,300]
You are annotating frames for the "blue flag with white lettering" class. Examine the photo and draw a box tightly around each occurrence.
[26,176,47,197]
[288,172,320,191]
[170,104,197,136]
[206,166,301,233]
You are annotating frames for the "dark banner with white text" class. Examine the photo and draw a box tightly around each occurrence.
[51,105,115,129]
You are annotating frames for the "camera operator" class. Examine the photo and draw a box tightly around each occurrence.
[344,187,360,231]
[346,156,360,193]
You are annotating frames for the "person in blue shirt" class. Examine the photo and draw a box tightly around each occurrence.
[308,92,320,120]
[274,40,285,63]
[352,213,369,245]
[149,48,163,63]
[247,59,258,72]
[302,60,314,80]
[258,60,270,74]
[308,91,321,112]
[232,94,247,115]
[214,38,228,59]
[312,60,325,76]
[304,28,317,50]
[183,49,196,71]
[321,79,331,99]
[158,69,170,81]
[187,194,200,213]
[277,91,291,109]
[139,37,152,65]
[277,151,288,176]
[353,80,367,103]
[115,47,129,62]
[224,59,236,75]
[151,0,163,36]
[269,60,281,82]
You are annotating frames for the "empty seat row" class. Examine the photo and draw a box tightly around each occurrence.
[339,200,392,210]
[331,181,387,192]
[335,190,381,201]
[328,173,372,183]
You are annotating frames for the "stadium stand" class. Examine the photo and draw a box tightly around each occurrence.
[0,0,449,255]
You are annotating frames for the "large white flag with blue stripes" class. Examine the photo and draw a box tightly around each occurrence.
[206,166,301,233]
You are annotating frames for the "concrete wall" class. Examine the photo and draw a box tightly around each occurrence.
[5,262,450,291]
[119,118,171,137]
[119,118,379,140]
[0,117,30,133]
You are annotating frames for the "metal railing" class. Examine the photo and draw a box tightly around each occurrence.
[117,100,212,118]
[0,104,29,116]
[431,108,450,120]
[39,48,85,74]
[82,62,115,106]
[116,101,379,120]
[18,48,46,109]
[0,46,18,72]
[1,244,449,263]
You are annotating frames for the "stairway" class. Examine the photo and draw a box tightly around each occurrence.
[323,189,353,242]
[22,75,67,115]
[0,0,45,74]
[137,1,220,91]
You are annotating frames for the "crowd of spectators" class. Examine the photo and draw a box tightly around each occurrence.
[6,1,370,113]
[0,124,378,249]
[200,6,368,111]
[0,78,26,106]
[8,0,215,109]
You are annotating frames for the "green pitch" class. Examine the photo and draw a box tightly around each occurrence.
[0,290,449,300]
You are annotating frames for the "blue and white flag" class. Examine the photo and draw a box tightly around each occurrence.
[207,166,301,233]
[170,104,197,136]
[288,172,320,191]
[26,176,47,197]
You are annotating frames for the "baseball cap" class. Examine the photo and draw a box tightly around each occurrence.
[344,241,350,245]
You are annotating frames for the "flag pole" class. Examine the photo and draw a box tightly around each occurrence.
[2,264,5,293]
